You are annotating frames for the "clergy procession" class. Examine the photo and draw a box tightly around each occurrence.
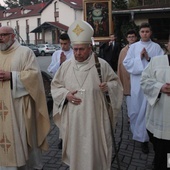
[0,18,170,170]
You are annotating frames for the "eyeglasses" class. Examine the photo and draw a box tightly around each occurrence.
[127,36,136,39]
[0,33,13,38]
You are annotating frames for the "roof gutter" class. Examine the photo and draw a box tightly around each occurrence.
[112,7,170,15]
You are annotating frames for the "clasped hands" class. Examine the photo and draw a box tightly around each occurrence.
[60,52,66,65]
[66,82,108,105]
[141,48,150,61]
[0,70,11,81]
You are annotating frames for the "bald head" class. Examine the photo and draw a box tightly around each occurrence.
[0,26,16,51]
[0,26,15,34]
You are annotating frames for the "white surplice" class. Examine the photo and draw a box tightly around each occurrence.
[141,55,170,140]
[47,48,73,76]
[123,40,164,142]
[0,40,50,169]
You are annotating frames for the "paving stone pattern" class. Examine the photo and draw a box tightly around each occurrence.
[42,98,154,170]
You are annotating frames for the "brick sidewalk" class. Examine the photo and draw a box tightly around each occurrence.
[42,99,154,170]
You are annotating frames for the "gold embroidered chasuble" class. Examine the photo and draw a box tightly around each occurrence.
[0,55,16,165]
[0,41,50,167]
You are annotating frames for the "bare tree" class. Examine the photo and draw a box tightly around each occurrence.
[3,0,49,8]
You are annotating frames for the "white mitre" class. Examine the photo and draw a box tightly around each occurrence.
[68,20,94,44]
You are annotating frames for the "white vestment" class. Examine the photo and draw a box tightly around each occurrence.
[0,40,50,170]
[47,48,73,76]
[51,54,123,170]
[123,40,164,142]
[141,55,170,140]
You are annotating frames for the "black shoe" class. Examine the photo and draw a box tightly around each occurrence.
[58,139,62,149]
[141,142,149,154]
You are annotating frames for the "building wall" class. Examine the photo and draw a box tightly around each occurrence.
[41,1,55,23]
[45,30,53,44]
[0,0,83,44]
[40,0,83,27]
[134,18,148,25]
[58,2,83,26]
[0,15,40,44]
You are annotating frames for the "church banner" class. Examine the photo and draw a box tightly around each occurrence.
[83,0,113,42]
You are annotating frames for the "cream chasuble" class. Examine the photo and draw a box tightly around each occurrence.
[0,40,50,168]
[0,55,17,165]
[52,55,123,170]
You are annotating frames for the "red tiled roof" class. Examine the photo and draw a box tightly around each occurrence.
[48,22,68,30]
[0,0,83,21]
[31,22,69,33]
[60,0,83,10]
[0,2,48,20]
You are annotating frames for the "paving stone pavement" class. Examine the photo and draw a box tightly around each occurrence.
[42,98,154,170]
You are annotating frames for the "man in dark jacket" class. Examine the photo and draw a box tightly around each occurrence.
[99,34,121,72]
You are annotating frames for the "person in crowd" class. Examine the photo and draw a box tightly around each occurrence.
[140,39,170,170]
[123,22,164,154]
[48,33,73,149]
[99,33,121,72]
[47,33,73,77]
[0,26,50,170]
[117,29,138,121]
[51,20,123,170]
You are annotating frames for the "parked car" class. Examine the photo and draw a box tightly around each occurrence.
[21,44,40,57]
[28,45,40,57]
[37,44,56,56]
[52,44,61,50]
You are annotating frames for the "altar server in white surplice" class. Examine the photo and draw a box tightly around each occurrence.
[47,33,73,77]
[141,40,170,169]
[123,23,164,154]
